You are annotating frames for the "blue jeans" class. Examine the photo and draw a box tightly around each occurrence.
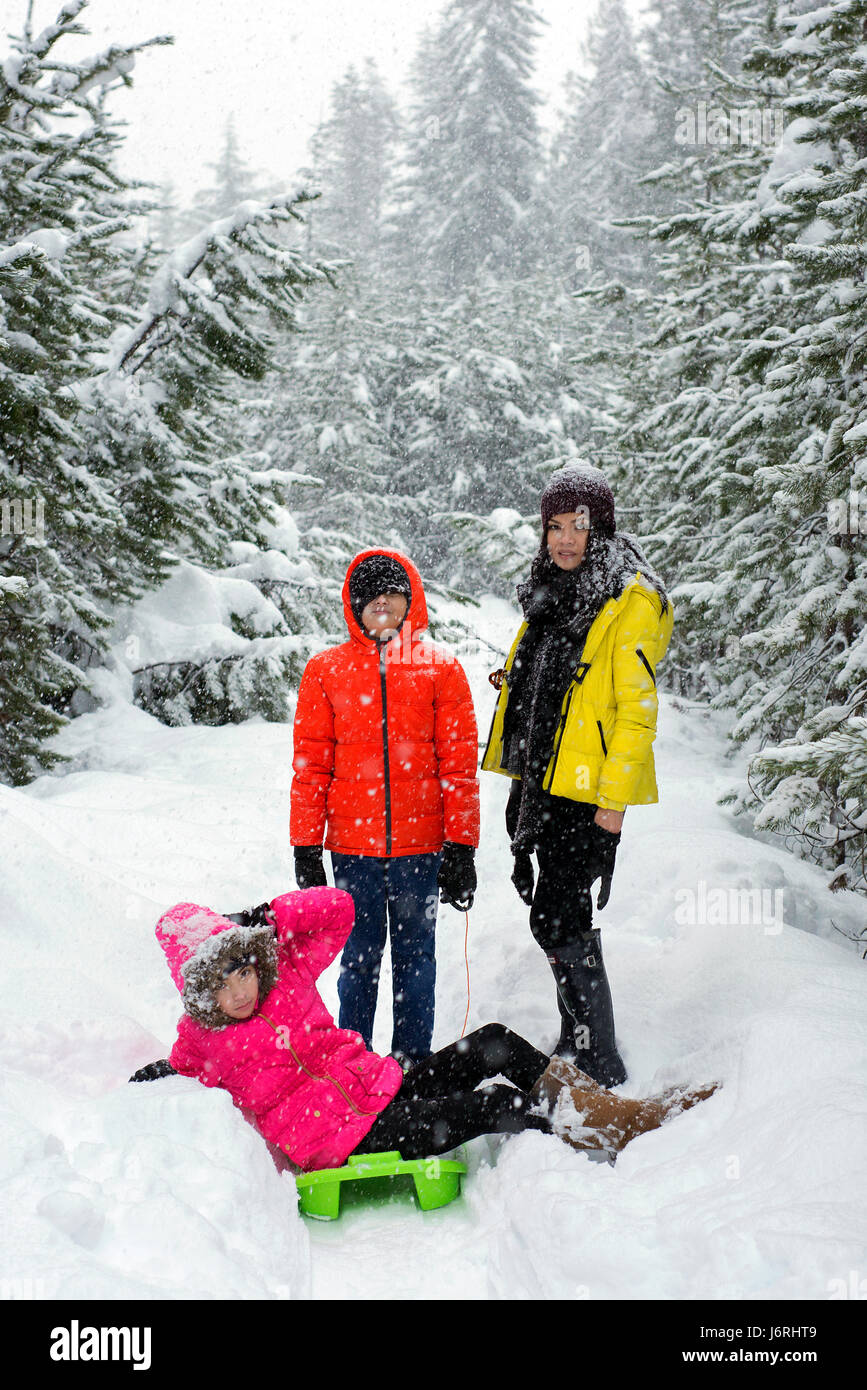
[331,851,441,1063]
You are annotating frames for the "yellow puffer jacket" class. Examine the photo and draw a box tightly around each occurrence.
[482,574,674,810]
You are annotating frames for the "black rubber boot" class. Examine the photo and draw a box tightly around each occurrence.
[553,988,579,1062]
[546,935,627,1087]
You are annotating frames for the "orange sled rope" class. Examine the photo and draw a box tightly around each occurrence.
[460,909,471,1038]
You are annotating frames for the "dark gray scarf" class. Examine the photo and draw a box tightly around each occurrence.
[504,531,668,851]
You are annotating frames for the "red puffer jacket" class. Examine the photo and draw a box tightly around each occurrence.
[290,549,480,857]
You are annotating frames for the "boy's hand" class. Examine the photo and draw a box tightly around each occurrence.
[294,846,327,890]
[437,842,477,911]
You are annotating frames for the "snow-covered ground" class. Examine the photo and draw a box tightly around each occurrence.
[2,598,866,1301]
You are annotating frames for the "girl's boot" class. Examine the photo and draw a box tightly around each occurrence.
[528,1054,600,1115]
[552,1078,719,1161]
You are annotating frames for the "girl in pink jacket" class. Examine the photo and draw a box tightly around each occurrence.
[148,887,716,1172]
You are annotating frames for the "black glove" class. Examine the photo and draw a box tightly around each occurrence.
[294,845,327,890]
[505,779,522,840]
[586,822,621,910]
[223,901,276,929]
[129,1059,176,1083]
[437,842,477,910]
[511,850,535,906]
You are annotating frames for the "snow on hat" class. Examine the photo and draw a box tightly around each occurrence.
[540,462,616,537]
[156,902,278,1030]
[348,554,412,624]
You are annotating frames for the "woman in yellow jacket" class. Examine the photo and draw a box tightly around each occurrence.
[482,464,673,1086]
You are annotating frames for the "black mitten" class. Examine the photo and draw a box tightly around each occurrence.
[129,1059,176,1083]
[437,842,477,910]
[223,901,276,928]
[293,846,327,890]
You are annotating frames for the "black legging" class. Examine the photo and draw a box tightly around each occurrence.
[529,796,598,950]
[356,1024,552,1160]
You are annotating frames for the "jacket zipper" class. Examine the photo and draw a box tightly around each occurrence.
[636,646,656,686]
[597,720,608,757]
[378,642,392,856]
[543,683,576,791]
[259,1014,373,1117]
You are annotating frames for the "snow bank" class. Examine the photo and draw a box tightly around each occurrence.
[1,1063,308,1299]
[1,596,865,1300]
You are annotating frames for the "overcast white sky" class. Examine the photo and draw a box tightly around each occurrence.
[11,0,649,199]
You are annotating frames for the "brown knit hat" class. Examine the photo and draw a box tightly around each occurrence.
[540,463,616,537]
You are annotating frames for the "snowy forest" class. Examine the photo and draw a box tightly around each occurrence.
[2,0,865,905]
[2,0,867,1314]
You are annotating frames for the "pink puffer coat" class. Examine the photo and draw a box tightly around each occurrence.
[158,888,404,1171]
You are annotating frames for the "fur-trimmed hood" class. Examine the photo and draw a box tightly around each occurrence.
[156,902,279,1030]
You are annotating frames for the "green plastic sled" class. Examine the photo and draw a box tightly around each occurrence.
[295,1150,467,1220]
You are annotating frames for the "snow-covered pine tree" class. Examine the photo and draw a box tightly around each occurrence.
[305,59,401,277]
[392,0,546,290]
[542,0,656,287]
[0,0,172,781]
[92,188,342,727]
[706,1,867,893]
[0,1,341,773]
[176,116,272,241]
[640,0,770,182]
[571,0,789,696]
[383,23,451,289]
[585,0,867,894]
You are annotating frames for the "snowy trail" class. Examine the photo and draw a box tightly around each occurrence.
[2,600,866,1300]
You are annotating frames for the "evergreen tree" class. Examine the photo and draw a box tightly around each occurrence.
[306,59,401,276]
[708,0,867,893]
[393,0,546,289]
[542,0,656,286]
[0,1,171,781]
[0,2,339,778]
[586,0,867,893]
[640,0,770,181]
[174,116,270,241]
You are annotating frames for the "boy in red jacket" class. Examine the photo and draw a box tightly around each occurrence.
[290,549,480,1066]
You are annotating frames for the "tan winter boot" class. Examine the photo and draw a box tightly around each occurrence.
[657,1080,720,1119]
[552,1079,720,1161]
[528,1055,601,1115]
